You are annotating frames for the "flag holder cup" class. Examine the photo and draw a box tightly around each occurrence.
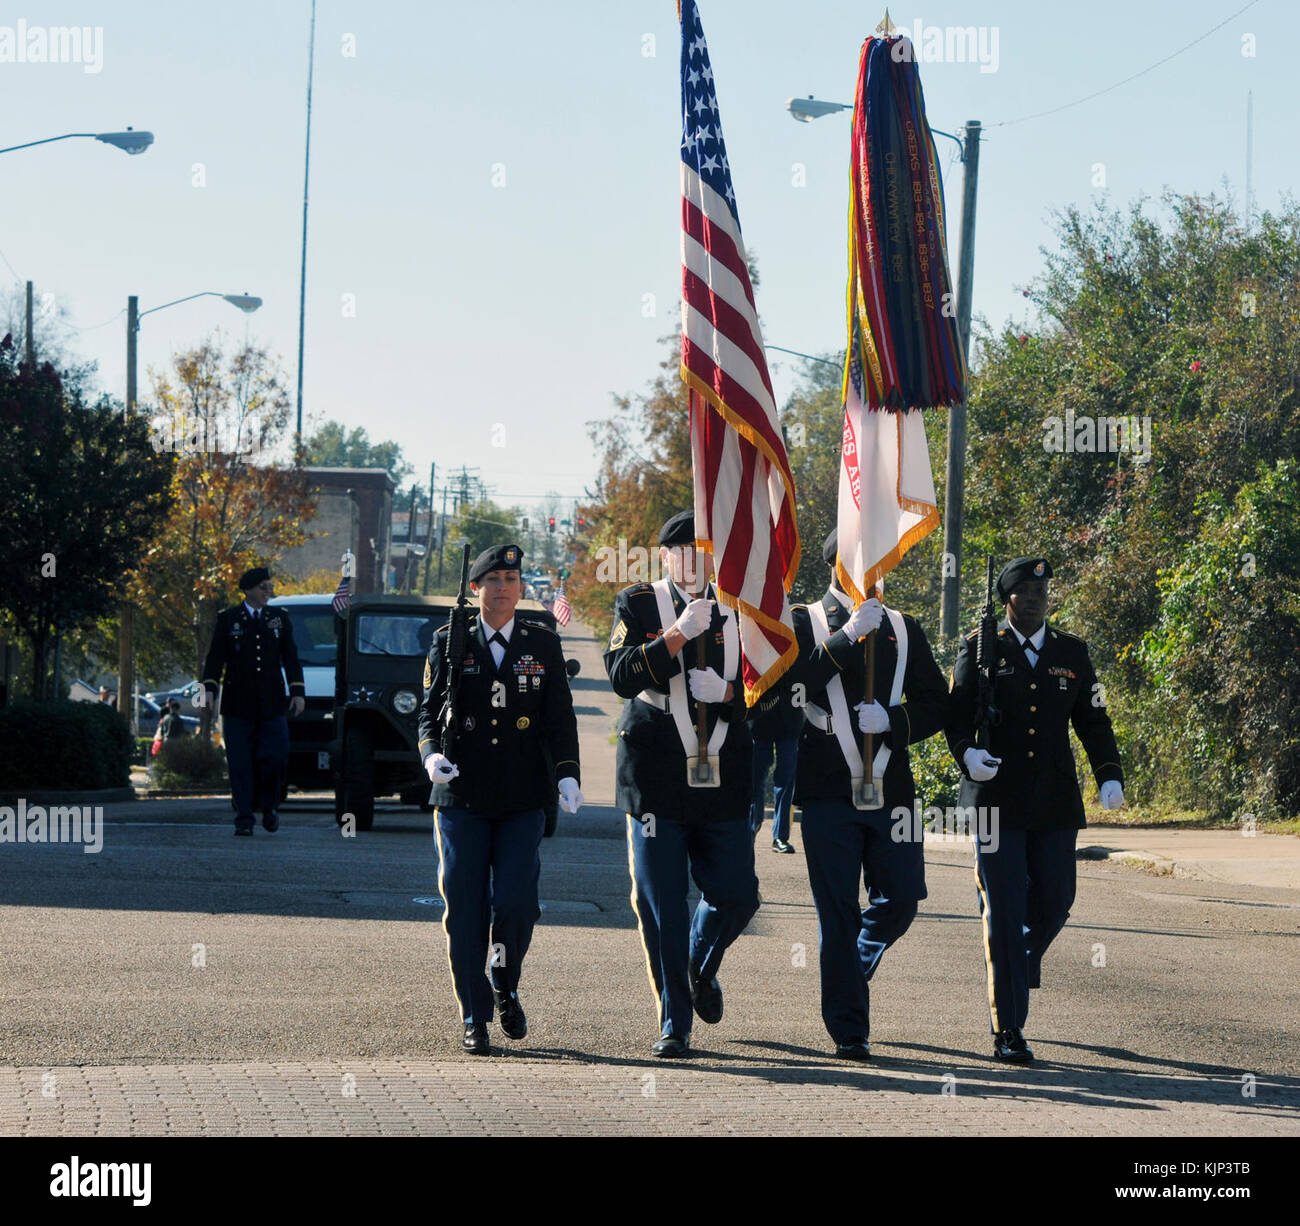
[687,755,721,788]
[853,777,885,810]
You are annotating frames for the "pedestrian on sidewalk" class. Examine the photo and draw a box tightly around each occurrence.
[198,567,305,836]
[946,556,1125,1064]
[418,542,582,1057]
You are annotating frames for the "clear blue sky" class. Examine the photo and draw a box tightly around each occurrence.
[2,0,1291,513]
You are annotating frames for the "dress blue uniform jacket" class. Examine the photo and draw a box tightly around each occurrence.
[945,619,1123,830]
[417,615,579,814]
[789,593,948,805]
[603,582,776,823]
[202,604,304,718]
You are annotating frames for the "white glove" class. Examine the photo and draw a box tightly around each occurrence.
[854,700,890,734]
[672,598,713,640]
[558,777,583,814]
[963,746,1002,782]
[688,667,728,704]
[1100,780,1125,810]
[843,597,884,641]
[425,753,460,784]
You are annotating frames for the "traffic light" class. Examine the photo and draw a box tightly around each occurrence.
[521,518,529,531]
[547,517,556,533]
[576,516,586,530]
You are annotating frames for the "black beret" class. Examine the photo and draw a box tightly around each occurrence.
[238,566,270,591]
[996,556,1052,601]
[821,528,838,566]
[658,510,696,547]
[469,542,523,583]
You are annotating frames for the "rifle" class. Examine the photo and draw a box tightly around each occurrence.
[974,556,1001,750]
[440,543,472,762]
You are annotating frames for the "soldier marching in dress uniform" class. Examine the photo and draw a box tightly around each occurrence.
[199,566,305,836]
[603,510,769,1058]
[789,529,949,1059]
[946,556,1125,1063]
[417,543,582,1056]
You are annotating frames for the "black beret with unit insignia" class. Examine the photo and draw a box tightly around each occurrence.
[469,542,524,583]
[238,566,270,591]
[658,510,695,547]
[996,556,1052,601]
[821,528,838,566]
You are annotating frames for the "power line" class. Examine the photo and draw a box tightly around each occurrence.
[988,0,1262,129]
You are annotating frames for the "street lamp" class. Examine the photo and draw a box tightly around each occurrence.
[118,289,264,731]
[0,127,154,156]
[786,96,852,123]
[126,291,263,413]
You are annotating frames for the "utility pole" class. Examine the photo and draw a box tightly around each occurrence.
[422,462,435,594]
[294,0,317,442]
[939,119,981,640]
[436,484,449,586]
[24,280,34,366]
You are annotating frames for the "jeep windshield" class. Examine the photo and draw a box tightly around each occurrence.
[356,612,445,657]
[282,605,338,668]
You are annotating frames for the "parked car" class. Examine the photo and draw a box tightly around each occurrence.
[144,679,202,709]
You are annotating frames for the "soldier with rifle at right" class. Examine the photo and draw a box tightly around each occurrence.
[418,542,581,1056]
[946,556,1125,1064]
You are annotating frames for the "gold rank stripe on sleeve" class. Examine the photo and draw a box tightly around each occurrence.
[640,642,661,684]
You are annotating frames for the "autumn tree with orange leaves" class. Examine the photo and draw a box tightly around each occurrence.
[127,338,317,732]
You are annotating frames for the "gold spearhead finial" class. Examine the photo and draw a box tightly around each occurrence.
[876,8,897,36]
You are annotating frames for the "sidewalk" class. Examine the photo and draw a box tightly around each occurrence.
[1078,827,1300,891]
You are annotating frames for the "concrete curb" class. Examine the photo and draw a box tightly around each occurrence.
[0,787,135,805]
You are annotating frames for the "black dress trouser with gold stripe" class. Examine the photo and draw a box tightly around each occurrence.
[973,828,1077,1033]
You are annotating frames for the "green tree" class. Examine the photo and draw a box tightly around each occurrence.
[0,344,171,697]
[305,420,411,486]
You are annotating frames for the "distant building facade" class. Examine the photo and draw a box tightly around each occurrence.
[278,467,394,594]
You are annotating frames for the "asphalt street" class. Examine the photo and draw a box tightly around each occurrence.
[1,622,1297,1136]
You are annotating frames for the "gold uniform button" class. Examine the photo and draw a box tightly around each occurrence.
[1028,750,1035,758]
[1030,705,1037,712]
[1029,728,1036,736]
[491,737,498,745]
[491,718,498,726]
[1029,683,1037,691]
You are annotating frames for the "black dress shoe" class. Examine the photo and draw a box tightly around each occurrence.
[992,1028,1034,1063]
[462,1023,490,1056]
[835,1039,872,1061]
[652,1034,689,1058]
[772,838,795,854]
[689,966,723,1024]
[262,810,279,832]
[494,989,527,1040]
[234,820,254,837]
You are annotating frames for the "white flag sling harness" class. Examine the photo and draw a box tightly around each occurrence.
[806,600,908,810]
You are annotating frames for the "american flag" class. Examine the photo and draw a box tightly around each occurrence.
[331,572,350,615]
[552,585,572,627]
[679,0,800,704]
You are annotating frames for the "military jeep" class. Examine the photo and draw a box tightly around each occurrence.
[331,594,574,831]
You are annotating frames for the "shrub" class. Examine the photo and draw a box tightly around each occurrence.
[0,699,133,790]
[151,736,228,789]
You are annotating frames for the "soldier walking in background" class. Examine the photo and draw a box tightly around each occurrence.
[199,567,304,836]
